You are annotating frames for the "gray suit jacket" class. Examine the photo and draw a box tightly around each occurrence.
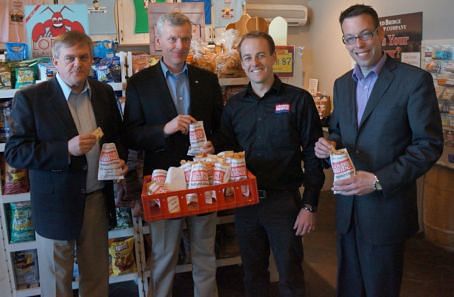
[329,56,443,244]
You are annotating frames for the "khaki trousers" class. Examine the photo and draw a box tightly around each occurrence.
[36,191,109,297]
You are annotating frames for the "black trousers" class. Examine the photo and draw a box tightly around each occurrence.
[235,190,305,297]
[336,207,405,297]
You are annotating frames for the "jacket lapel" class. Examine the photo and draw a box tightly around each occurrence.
[151,64,178,116]
[358,58,395,128]
[48,78,79,138]
[345,75,359,137]
[187,66,199,114]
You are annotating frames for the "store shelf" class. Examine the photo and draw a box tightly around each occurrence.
[0,142,4,152]
[6,240,37,253]
[1,193,31,203]
[108,227,135,239]
[0,82,123,99]
[0,89,16,99]
[72,272,139,289]
[14,286,40,297]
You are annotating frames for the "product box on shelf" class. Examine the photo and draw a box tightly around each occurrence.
[141,171,259,222]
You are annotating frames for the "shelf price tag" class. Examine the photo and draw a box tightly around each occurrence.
[273,45,294,77]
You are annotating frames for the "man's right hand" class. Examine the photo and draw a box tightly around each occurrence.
[315,137,336,159]
[68,134,97,156]
[163,115,196,136]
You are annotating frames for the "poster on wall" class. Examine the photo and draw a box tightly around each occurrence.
[379,12,422,67]
[24,4,88,58]
[0,0,53,43]
[60,0,117,35]
[148,2,205,54]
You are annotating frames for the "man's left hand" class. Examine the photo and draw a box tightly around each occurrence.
[332,170,376,196]
[293,209,316,236]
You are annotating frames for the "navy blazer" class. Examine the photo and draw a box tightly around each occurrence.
[123,63,223,175]
[329,57,443,244]
[5,78,124,240]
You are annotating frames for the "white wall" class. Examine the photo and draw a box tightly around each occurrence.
[290,0,454,94]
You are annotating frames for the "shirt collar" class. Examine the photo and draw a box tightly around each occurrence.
[160,59,188,78]
[56,73,90,101]
[245,75,283,98]
[352,53,387,81]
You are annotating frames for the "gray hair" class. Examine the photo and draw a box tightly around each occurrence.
[52,30,93,59]
[155,12,192,36]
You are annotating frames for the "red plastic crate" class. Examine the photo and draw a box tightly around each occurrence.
[141,171,259,222]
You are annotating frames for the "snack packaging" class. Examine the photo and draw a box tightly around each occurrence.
[228,152,249,196]
[14,250,40,289]
[151,169,167,185]
[187,121,207,156]
[14,66,34,89]
[0,63,12,89]
[330,148,356,194]
[188,162,212,205]
[9,202,35,243]
[115,208,133,229]
[98,143,124,180]
[212,161,231,199]
[6,42,28,61]
[109,237,136,276]
[3,162,29,195]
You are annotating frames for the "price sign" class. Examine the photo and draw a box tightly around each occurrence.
[273,45,294,77]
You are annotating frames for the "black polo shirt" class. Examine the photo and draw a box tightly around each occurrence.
[216,76,324,209]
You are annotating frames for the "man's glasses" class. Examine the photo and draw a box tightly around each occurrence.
[342,27,378,45]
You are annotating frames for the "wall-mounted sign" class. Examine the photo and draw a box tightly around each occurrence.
[273,45,294,77]
[379,12,422,67]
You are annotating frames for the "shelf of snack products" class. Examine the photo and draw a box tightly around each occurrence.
[0,82,123,99]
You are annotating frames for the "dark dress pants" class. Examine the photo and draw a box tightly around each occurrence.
[235,190,305,297]
[336,205,405,297]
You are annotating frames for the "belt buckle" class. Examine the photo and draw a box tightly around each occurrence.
[258,190,267,200]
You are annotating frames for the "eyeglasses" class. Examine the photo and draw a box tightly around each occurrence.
[342,27,378,45]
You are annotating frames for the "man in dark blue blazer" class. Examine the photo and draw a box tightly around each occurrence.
[5,31,127,297]
[315,4,443,297]
[122,12,222,297]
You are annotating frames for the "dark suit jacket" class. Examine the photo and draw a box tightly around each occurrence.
[123,63,223,175]
[5,78,124,240]
[329,56,443,245]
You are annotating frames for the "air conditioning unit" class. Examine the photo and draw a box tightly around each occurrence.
[246,4,309,26]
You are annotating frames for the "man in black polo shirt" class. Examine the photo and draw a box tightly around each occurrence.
[215,31,325,297]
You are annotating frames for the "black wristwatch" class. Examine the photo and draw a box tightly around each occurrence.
[302,204,315,213]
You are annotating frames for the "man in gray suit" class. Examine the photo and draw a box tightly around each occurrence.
[315,4,443,297]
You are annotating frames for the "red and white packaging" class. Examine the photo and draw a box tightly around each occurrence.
[227,153,249,197]
[151,169,167,185]
[330,148,356,193]
[188,162,212,205]
[98,143,124,180]
[180,161,193,185]
[187,121,207,156]
[212,161,231,199]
